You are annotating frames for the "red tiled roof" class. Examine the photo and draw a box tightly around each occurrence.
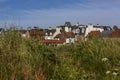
[28,29,45,36]
[65,32,71,37]
[88,30,100,36]
[42,32,73,43]
[43,39,65,43]
[110,28,120,37]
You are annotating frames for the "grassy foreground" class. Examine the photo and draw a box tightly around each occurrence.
[0,29,120,80]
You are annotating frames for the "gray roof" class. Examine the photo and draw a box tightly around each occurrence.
[54,34,62,39]
[0,28,4,32]
[100,31,113,37]
[45,29,56,36]
[67,33,75,38]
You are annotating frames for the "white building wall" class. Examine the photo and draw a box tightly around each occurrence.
[85,24,93,37]
[66,38,70,43]
[93,28,104,32]
[85,24,104,37]
[45,36,48,39]
[68,27,71,32]
[66,38,75,44]
[71,38,75,43]
[65,26,69,32]
[52,27,61,38]
[45,35,53,40]
[72,29,75,33]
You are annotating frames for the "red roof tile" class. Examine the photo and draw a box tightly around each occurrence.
[43,39,65,43]
[28,29,45,36]
[88,30,100,36]
[110,28,120,37]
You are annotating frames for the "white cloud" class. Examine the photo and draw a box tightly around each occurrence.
[0,0,120,28]
[18,5,120,28]
[0,6,11,12]
[0,0,8,2]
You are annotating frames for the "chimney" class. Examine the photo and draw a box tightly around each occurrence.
[56,26,61,32]
[88,23,93,25]
[76,22,79,26]
[96,24,100,26]
[48,27,52,30]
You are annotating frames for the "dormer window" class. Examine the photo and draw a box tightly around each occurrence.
[65,23,68,26]
[50,32,52,36]
[107,27,111,31]
[45,33,48,36]
[82,28,85,33]
[75,29,80,33]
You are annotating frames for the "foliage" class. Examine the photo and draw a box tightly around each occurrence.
[0,29,120,80]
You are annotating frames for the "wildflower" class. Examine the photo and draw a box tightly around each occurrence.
[112,72,118,76]
[114,68,119,71]
[106,71,111,74]
[102,57,108,62]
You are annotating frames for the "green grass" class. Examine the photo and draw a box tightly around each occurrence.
[0,29,120,80]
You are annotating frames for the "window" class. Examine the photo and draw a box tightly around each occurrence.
[50,32,52,35]
[107,27,111,31]
[82,28,85,33]
[66,38,70,43]
[45,33,48,36]
[75,29,80,33]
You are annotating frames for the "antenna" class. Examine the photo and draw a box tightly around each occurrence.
[4,22,7,31]
[18,16,21,29]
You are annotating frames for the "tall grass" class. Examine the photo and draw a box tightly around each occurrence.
[0,29,120,80]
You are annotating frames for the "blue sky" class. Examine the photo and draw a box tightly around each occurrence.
[0,0,120,28]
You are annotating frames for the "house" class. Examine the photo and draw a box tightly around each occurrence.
[60,22,86,41]
[43,23,76,45]
[20,30,28,38]
[65,32,75,43]
[0,28,4,34]
[61,22,76,43]
[43,34,65,45]
[88,30,101,37]
[11,22,118,45]
[72,23,86,41]
[52,26,62,39]
[85,23,103,37]
[100,30,113,37]
[110,26,120,37]
[45,26,61,40]
[43,27,64,45]
[27,29,45,39]
[2,22,120,46]
[85,23,112,37]
[72,25,86,35]
[64,22,72,32]
[45,27,57,40]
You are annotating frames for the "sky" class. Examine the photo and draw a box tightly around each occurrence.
[0,0,120,28]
